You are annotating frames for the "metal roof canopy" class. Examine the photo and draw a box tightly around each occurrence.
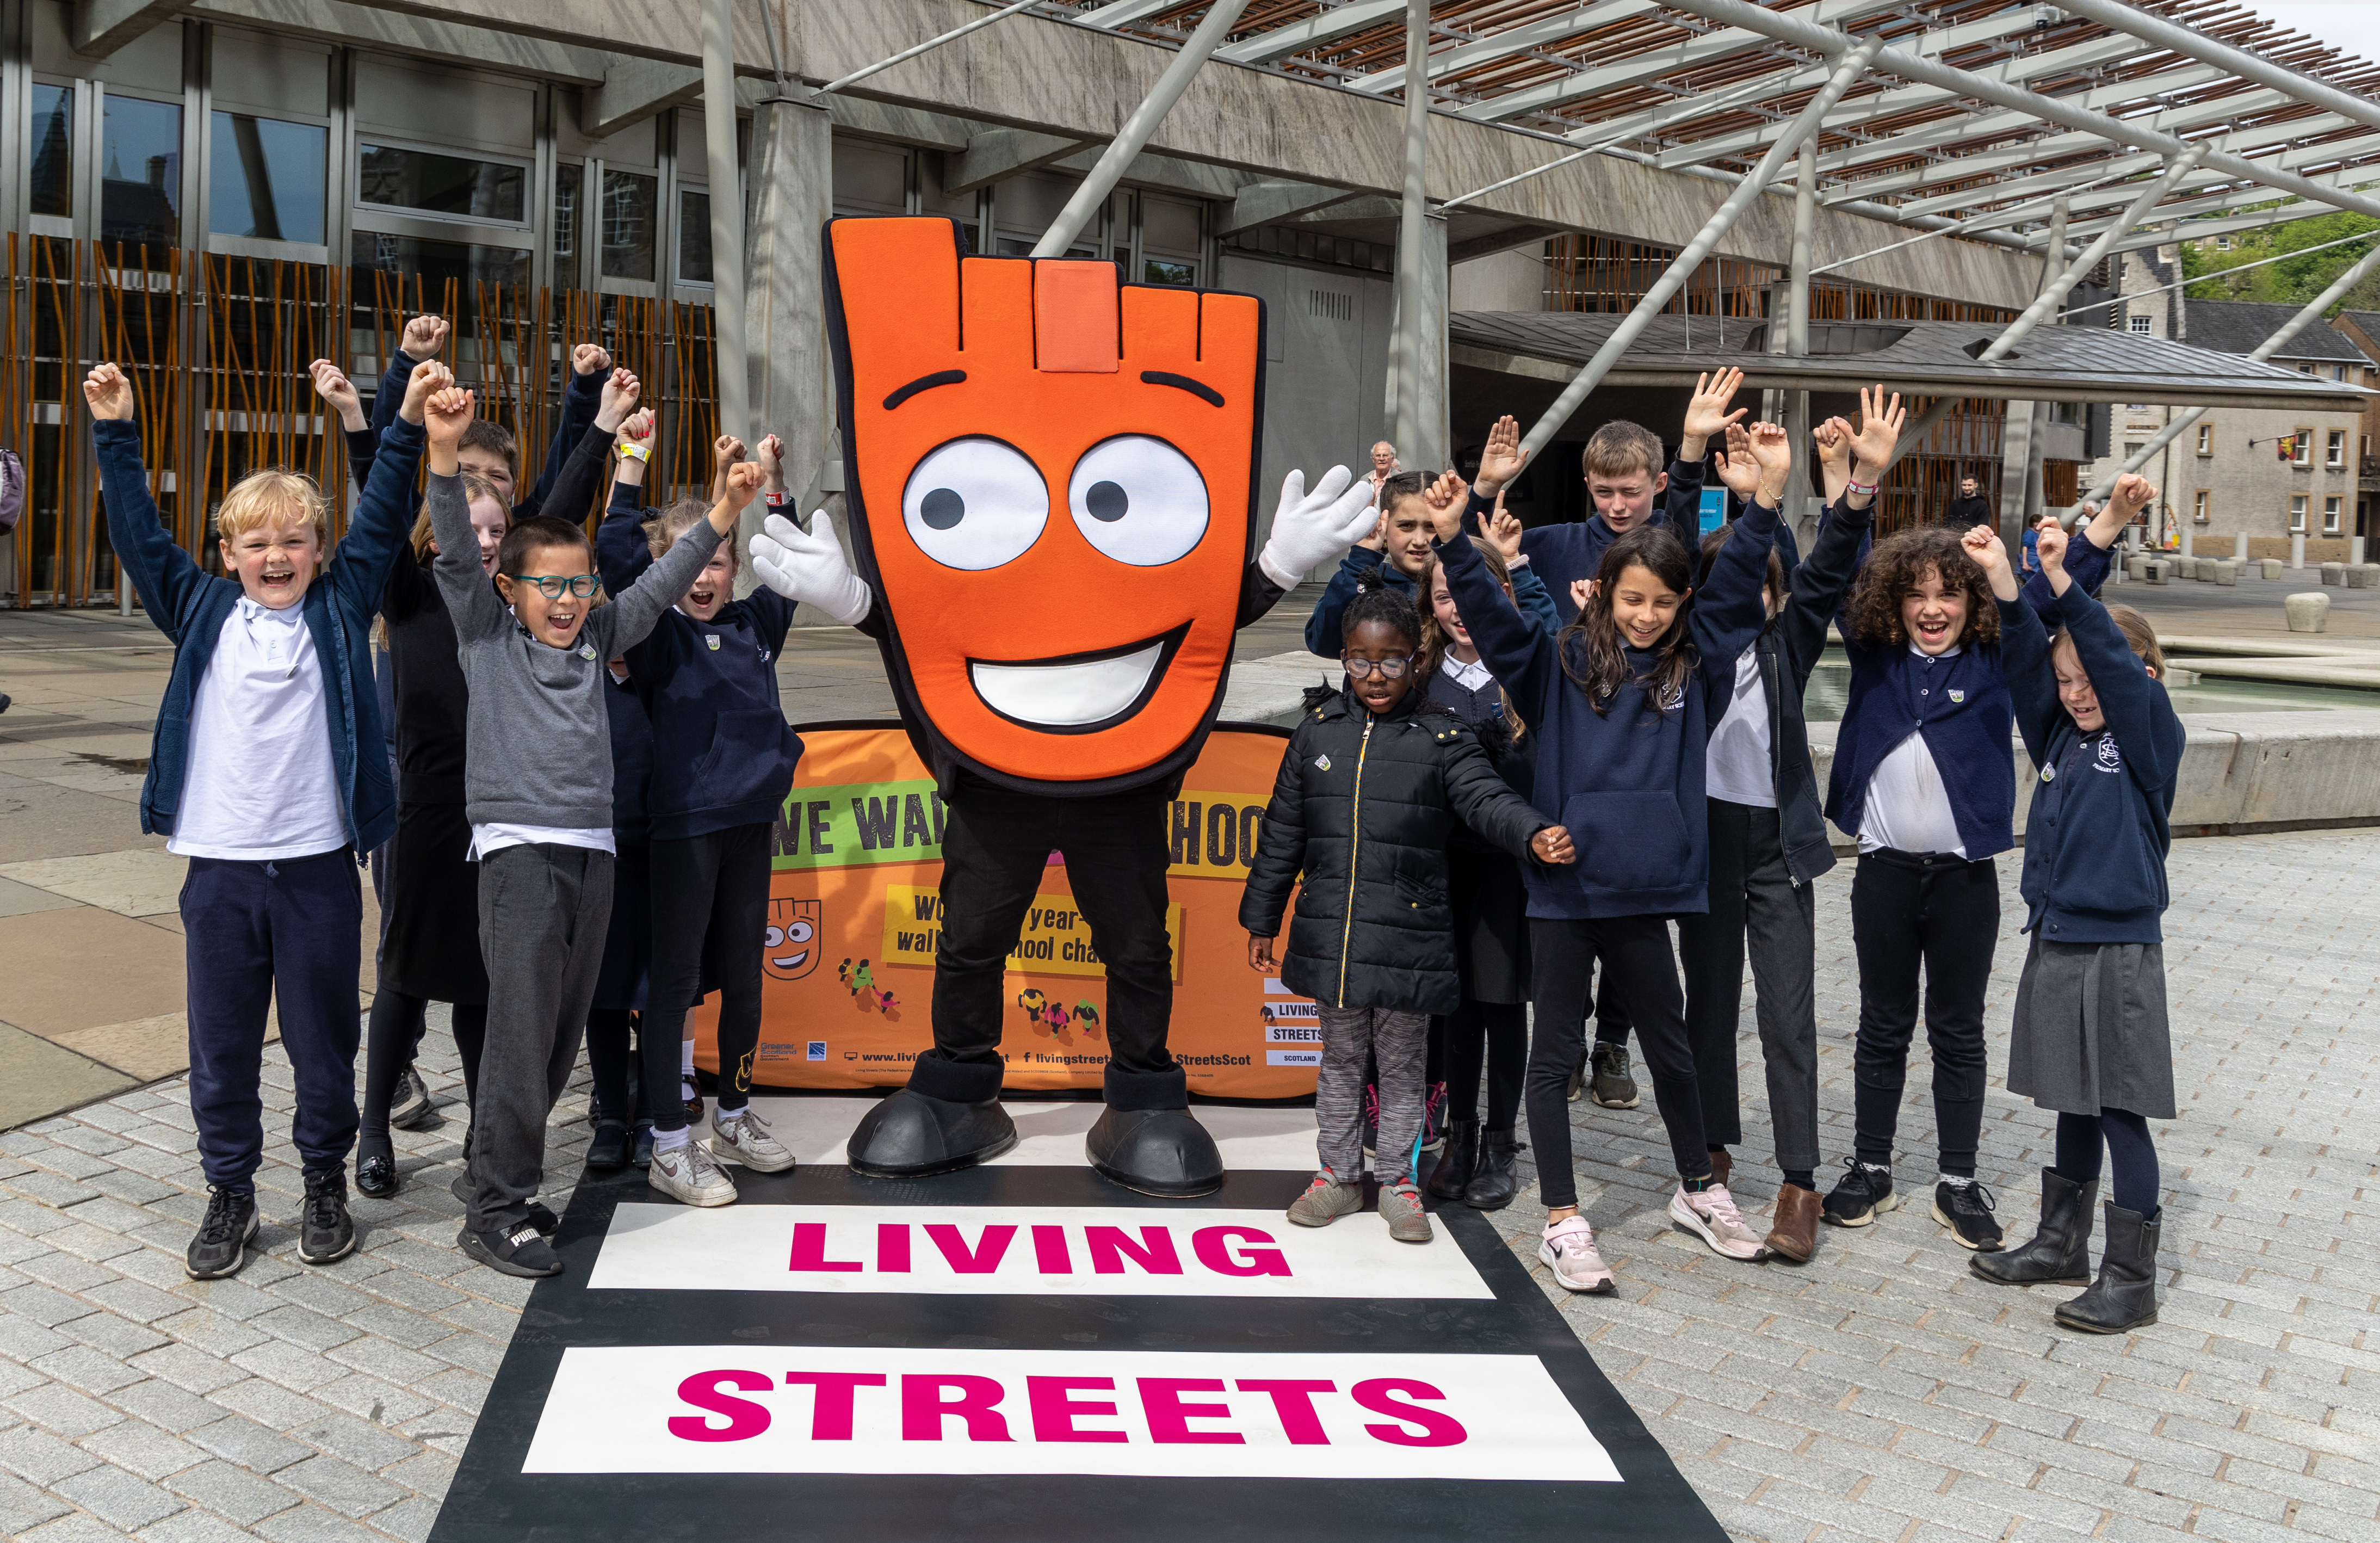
[1449,311,2377,412]
[1039,1,2380,267]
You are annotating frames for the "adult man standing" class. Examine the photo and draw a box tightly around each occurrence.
[1945,475,1993,528]
[1367,441,1399,505]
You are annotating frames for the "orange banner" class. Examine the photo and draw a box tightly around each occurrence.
[690,724,1319,1100]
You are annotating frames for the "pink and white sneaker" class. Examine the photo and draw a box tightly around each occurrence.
[1539,1215,1616,1294]
[1671,1182,1770,1261]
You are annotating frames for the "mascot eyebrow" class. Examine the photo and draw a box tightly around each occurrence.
[883,369,967,411]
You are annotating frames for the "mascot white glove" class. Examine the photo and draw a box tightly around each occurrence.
[750,509,873,627]
[1257,466,1382,592]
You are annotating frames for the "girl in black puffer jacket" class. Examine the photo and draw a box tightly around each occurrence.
[1242,585,1572,1245]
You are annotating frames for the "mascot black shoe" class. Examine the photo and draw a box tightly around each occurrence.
[848,1054,1017,1179]
[1087,1065,1222,1198]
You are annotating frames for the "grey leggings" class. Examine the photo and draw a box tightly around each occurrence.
[1315,1004,1429,1184]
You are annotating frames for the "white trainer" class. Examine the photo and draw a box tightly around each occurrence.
[1540,1215,1616,1294]
[1670,1182,1770,1261]
[710,1109,796,1172]
[648,1140,738,1207]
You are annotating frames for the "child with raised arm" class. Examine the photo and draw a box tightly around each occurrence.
[1673,391,1902,1263]
[1241,585,1571,1244]
[86,355,444,1280]
[422,386,761,1277]
[1968,510,2183,1335]
[1431,421,1794,1291]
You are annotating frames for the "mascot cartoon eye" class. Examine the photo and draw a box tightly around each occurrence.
[1067,435,1209,567]
[902,436,1049,571]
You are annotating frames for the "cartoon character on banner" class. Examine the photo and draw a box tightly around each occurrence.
[764,899,819,981]
[1016,989,1105,1046]
[750,215,1377,1196]
[837,956,901,1019]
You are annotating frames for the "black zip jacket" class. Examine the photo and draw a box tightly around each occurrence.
[1239,684,1550,1015]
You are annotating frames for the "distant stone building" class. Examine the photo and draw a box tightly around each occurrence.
[2081,246,2366,558]
[2333,312,2380,540]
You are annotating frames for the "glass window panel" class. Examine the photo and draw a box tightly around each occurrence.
[1143,258,1196,287]
[102,95,182,249]
[601,169,656,282]
[350,230,529,298]
[553,162,583,290]
[357,143,526,223]
[678,187,711,285]
[209,113,326,244]
[30,84,73,218]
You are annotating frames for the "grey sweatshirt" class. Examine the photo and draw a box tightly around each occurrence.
[427,469,725,830]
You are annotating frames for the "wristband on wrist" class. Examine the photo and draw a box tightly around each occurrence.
[1846,479,1877,496]
[617,442,651,463]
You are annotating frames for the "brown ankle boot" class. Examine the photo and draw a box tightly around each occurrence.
[1765,1184,1821,1263]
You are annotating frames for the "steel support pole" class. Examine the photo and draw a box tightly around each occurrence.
[1388,0,1431,463]
[2055,0,2380,136]
[1031,0,1252,258]
[1519,36,1881,460]
[701,0,749,491]
[1997,195,2065,541]
[2068,240,2380,516]
[1784,139,1816,543]
[1660,0,2380,229]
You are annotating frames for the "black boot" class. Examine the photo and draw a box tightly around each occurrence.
[1085,1064,1222,1198]
[1463,1128,1520,1211]
[1426,1120,1478,1202]
[1973,1169,2095,1287]
[847,1056,1017,1179]
[2055,1203,2160,1334]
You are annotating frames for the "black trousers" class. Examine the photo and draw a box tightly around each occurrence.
[358,993,484,1159]
[1524,915,1708,1207]
[1849,848,1999,1177]
[586,1009,651,1125]
[180,849,362,1190]
[1441,1000,1525,1130]
[644,822,772,1134]
[922,783,1181,1108]
[1675,800,1820,1174]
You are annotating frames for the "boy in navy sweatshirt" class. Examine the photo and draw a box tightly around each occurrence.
[598,438,805,1208]
[1971,508,2183,1336]
[87,356,444,1280]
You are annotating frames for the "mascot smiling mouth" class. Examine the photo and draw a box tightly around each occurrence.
[967,624,1190,733]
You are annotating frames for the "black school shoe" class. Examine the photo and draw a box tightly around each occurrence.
[388,1066,435,1130]
[632,1120,656,1169]
[449,1172,558,1235]
[459,1222,563,1278]
[586,1119,633,1170]
[299,1169,357,1266]
[186,1187,259,1279]
[1932,1180,2005,1251]
[1822,1157,1899,1227]
[354,1148,401,1200]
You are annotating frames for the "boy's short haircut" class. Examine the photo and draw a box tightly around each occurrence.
[641,497,732,566]
[217,468,330,549]
[1581,419,1664,482]
[497,514,594,578]
[459,419,518,478]
[410,471,509,559]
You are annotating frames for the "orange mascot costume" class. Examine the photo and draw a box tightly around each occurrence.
[751,217,1377,1194]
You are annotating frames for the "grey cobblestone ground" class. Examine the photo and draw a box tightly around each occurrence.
[0,830,2373,1540]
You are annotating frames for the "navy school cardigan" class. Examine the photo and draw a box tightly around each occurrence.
[1823,531,2116,861]
[2000,583,2185,944]
[596,483,803,842]
[97,416,426,854]
[1437,495,1780,919]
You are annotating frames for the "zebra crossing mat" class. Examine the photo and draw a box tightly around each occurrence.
[429,1149,1726,1542]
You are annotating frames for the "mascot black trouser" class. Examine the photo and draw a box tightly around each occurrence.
[931,783,1177,1082]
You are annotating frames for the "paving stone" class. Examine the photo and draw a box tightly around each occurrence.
[7,1382,125,1440]
[268,1453,404,1519]
[48,1462,185,1529]
[22,1513,139,1543]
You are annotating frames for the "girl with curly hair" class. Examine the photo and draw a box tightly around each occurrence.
[1819,471,2143,1252]
[1428,421,1794,1294]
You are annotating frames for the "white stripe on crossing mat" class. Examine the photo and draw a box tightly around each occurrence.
[523,1346,1619,1481]
[590,1203,1495,1299]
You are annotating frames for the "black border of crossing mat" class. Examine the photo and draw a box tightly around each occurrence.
[430,1163,1726,1543]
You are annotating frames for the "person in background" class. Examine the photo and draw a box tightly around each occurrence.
[1945,475,1993,529]
[1366,441,1399,506]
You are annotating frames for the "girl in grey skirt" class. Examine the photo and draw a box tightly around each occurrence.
[1966,505,2185,1335]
